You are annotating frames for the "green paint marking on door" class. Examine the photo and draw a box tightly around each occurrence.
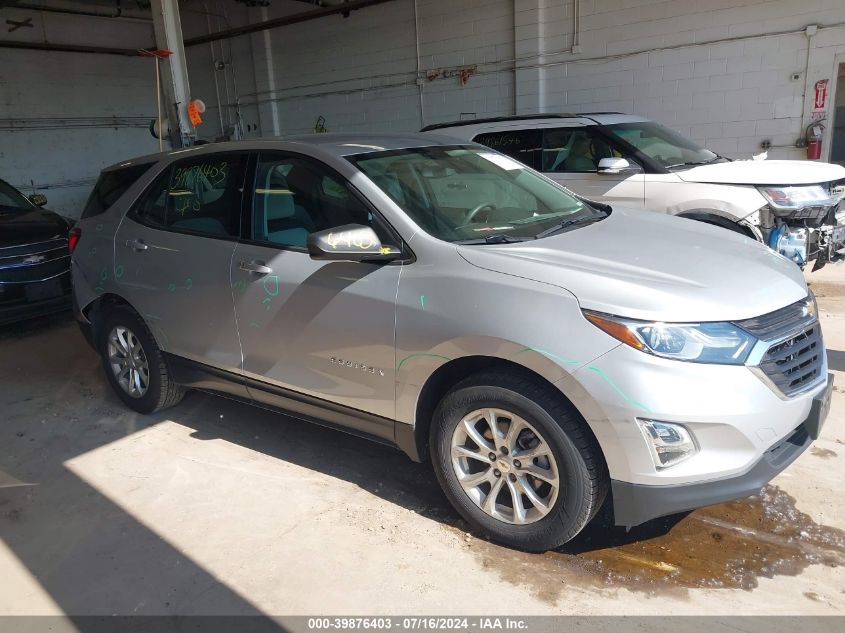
[420,295,425,309]
[114,265,125,279]
[263,275,280,297]
[184,277,193,290]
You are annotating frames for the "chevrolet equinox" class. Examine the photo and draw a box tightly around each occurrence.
[72,135,832,551]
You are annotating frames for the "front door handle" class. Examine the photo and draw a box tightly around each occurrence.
[239,260,272,275]
[125,238,148,251]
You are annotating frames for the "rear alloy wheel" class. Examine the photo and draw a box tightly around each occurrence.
[97,306,185,414]
[107,325,150,399]
[431,371,607,551]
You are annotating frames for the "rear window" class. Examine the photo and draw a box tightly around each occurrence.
[81,162,154,219]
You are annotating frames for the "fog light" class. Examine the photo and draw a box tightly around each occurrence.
[636,419,697,469]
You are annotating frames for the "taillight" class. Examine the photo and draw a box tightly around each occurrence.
[68,226,81,254]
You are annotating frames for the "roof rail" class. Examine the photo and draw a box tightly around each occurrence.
[420,112,623,132]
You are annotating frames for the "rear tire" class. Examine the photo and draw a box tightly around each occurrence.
[430,370,607,552]
[97,306,185,414]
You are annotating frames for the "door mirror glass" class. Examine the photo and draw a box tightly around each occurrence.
[597,157,638,174]
[29,193,47,207]
[307,224,398,261]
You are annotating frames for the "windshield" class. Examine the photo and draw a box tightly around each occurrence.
[604,122,721,169]
[349,146,604,243]
[0,179,34,212]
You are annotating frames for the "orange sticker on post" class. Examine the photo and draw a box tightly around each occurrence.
[188,101,203,126]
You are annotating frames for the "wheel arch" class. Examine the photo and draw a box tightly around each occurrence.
[81,293,147,346]
[400,354,602,465]
[676,208,762,241]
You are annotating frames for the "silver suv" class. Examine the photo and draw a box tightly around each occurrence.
[72,135,832,551]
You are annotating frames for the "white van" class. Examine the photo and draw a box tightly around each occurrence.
[424,113,845,269]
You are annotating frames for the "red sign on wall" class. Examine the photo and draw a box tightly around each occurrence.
[814,79,829,110]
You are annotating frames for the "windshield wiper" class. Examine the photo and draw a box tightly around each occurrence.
[534,213,608,239]
[456,233,533,245]
[665,155,724,169]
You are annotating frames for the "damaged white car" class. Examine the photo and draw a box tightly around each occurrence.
[424,113,845,270]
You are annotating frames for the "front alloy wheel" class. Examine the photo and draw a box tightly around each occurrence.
[451,408,559,525]
[430,371,608,551]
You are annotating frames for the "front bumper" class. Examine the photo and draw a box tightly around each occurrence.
[567,337,832,526]
[611,404,820,527]
[0,273,72,326]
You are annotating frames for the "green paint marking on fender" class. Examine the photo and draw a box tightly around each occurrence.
[167,283,176,292]
[184,277,193,290]
[397,352,452,370]
[114,265,125,279]
[586,365,652,414]
[420,295,425,309]
[514,347,580,366]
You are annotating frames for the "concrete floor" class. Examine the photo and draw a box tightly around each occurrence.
[1,268,844,617]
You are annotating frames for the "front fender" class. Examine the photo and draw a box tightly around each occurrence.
[393,248,620,426]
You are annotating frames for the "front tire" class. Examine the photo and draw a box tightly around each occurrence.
[430,371,607,552]
[97,306,185,414]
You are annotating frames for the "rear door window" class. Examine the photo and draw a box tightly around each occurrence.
[129,154,247,238]
[472,129,542,170]
[81,163,154,219]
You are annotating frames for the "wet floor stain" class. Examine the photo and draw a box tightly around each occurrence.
[458,485,845,601]
[810,446,838,459]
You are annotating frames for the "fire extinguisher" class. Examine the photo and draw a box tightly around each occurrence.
[806,122,825,160]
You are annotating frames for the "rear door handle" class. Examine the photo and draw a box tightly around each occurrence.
[125,238,148,251]
[239,260,272,275]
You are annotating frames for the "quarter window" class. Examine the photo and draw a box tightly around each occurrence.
[82,163,154,219]
[130,155,246,238]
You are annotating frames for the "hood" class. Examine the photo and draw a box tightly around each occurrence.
[677,159,845,186]
[0,207,70,248]
[458,207,808,322]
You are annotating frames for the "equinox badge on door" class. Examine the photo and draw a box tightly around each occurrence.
[330,357,385,377]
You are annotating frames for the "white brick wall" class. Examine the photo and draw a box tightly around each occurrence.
[186,0,845,161]
[0,10,160,217]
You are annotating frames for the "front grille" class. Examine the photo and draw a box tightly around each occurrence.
[0,239,69,283]
[736,296,816,340]
[759,325,823,397]
[737,296,825,398]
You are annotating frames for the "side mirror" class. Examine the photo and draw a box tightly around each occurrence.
[307,224,400,262]
[597,157,638,174]
[29,193,47,207]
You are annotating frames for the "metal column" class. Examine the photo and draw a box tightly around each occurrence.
[150,0,194,147]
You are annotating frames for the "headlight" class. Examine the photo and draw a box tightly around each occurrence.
[583,311,756,364]
[758,185,832,211]
[636,419,698,468]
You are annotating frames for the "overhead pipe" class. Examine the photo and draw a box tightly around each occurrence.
[10,2,152,22]
[0,39,143,56]
[184,0,399,47]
